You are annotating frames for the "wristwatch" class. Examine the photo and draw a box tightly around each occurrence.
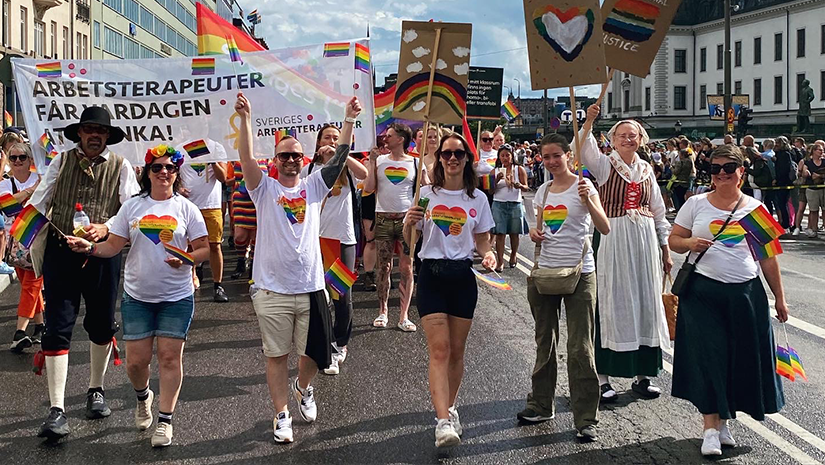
[344,116,357,124]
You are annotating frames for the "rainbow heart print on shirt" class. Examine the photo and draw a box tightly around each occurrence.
[431,205,467,237]
[280,196,307,225]
[384,166,408,185]
[543,205,568,234]
[191,163,207,176]
[139,215,178,245]
[709,220,746,247]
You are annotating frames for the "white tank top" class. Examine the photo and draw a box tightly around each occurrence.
[493,167,523,203]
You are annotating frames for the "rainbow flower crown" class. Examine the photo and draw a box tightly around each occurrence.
[145,144,184,167]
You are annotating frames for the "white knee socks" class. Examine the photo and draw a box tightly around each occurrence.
[598,374,609,385]
[89,341,112,390]
[46,355,69,410]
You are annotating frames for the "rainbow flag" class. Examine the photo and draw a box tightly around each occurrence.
[197,3,265,56]
[462,116,478,161]
[776,345,795,381]
[10,205,49,248]
[274,128,297,147]
[740,204,785,245]
[0,193,22,217]
[35,62,62,78]
[574,162,591,178]
[472,268,512,291]
[789,347,807,381]
[501,100,520,121]
[354,43,370,74]
[163,243,195,266]
[191,57,215,75]
[325,258,357,296]
[38,133,58,166]
[4,110,12,127]
[323,42,350,58]
[183,139,210,158]
[375,84,396,135]
[599,133,610,148]
[480,172,495,190]
[246,9,260,24]
[226,35,242,63]
[746,235,783,261]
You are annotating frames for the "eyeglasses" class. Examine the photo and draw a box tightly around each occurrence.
[277,152,304,162]
[150,163,178,173]
[9,154,28,162]
[80,125,109,135]
[710,162,741,175]
[481,137,493,143]
[614,133,639,141]
[439,149,467,161]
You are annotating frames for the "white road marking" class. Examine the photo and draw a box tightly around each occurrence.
[502,247,824,464]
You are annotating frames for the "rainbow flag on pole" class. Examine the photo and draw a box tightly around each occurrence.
[0,193,22,217]
[191,57,215,75]
[325,258,357,296]
[226,35,242,63]
[472,268,512,290]
[746,235,783,261]
[480,172,495,190]
[501,100,520,121]
[776,345,795,381]
[4,110,12,127]
[740,204,785,245]
[197,3,265,56]
[323,42,350,58]
[374,84,396,136]
[163,243,195,266]
[183,139,210,159]
[354,43,370,74]
[10,205,49,248]
[789,347,807,381]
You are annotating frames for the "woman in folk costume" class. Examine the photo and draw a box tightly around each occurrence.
[579,104,673,401]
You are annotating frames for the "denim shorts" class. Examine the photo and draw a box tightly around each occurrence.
[120,293,195,340]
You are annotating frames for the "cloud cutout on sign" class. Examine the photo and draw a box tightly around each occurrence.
[403,30,418,43]
[453,46,470,58]
[428,59,447,70]
[412,101,426,112]
[406,62,424,73]
[454,63,470,75]
[412,46,430,58]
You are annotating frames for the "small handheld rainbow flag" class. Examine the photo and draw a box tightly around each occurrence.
[183,139,210,158]
[38,132,58,166]
[0,193,22,217]
[746,235,782,261]
[480,173,495,190]
[599,133,610,148]
[4,110,12,127]
[163,243,195,266]
[354,43,370,74]
[325,258,357,296]
[324,42,350,58]
[10,205,49,248]
[501,100,520,121]
[191,57,215,76]
[35,62,62,78]
[789,347,807,381]
[225,35,242,64]
[246,9,261,24]
[573,162,591,178]
[740,205,785,245]
[472,268,512,291]
[776,345,794,381]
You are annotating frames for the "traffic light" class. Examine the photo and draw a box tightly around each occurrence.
[738,106,753,137]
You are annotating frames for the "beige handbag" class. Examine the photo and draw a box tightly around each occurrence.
[529,185,588,296]
[662,274,679,341]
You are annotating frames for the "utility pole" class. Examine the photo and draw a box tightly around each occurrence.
[724,0,732,136]
[543,89,548,137]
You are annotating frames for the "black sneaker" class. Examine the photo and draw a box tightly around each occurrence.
[631,379,661,399]
[600,383,618,403]
[214,285,229,302]
[38,407,70,440]
[30,324,44,345]
[10,330,31,353]
[86,389,111,419]
[576,425,598,442]
[231,257,247,279]
[195,264,204,282]
[228,236,235,249]
[516,407,554,423]
[363,272,376,292]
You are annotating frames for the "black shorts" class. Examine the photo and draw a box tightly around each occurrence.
[361,192,376,222]
[416,259,477,320]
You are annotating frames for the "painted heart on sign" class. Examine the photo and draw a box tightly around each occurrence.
[431,205,467,237]
[709,220,746,247]
[532,5,595,62]
[139,215,178,245]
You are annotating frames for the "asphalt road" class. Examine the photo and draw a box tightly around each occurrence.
[0,191,824,464]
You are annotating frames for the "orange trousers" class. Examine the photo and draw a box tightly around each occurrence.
[15,267,44,319]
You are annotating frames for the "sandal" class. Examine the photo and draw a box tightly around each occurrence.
[373,314,388,328]
[509,261,517,269]
[600,383,617,403]
[631,379,661,399]
[397,319,417,332]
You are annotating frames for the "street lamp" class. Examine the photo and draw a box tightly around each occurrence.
[513,78,521,100]
[675,120,682,135]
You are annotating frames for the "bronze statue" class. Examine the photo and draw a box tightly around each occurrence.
[798,79,815,133]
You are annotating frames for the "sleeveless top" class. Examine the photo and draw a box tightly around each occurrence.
[597,164,655,218]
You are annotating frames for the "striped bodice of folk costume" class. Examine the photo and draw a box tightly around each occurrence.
[597,165,655,218]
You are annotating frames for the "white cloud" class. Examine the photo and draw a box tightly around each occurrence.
[452,46,470,58]
[428,59,447,70]
[406,62,424,73]
[403,29,419,43]
[454,63,469,75]
[412,101,426,111]
[412,46,430,58]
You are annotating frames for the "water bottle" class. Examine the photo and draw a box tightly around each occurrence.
[73,203,90,234]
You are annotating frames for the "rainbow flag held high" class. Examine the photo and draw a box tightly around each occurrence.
[226,35,243,63]
[573,162,591,178]
[472,268,512,291]
[789,347,807,381]
[325,258,357,296]
[354,43,370,74]
[462,115,478,161]
[374,84,396,135]
[740,204,785,245]
[183,139,210,158]
[501,100,520,121]
[4,110,12,127]
[323,42,350,58]
[163,243,195,266]
[10,205,49,248]
[197,3,265,56]
[599,133,610,148]
[274,128,297,146]
[746,235,783,261]
[246,9,261,24]
[776,345,795,381]
[0,193,22,217]
[191,57,216,75]
[36,62,62,78]
[480,172,495,190]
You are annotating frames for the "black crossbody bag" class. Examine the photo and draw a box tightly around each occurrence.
[671,195,744,296]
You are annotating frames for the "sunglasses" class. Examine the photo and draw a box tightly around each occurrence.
[710,162,741,175]
[440,149,467,161]
[150,163,178,173]
[9,154,28,162]
[80,125,109,135]
[481,137,493,143]
[277,152,304,162]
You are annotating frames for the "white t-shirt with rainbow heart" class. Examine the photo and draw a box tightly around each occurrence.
[533,179,598,273]
[375,154,417,214]
[415,185,495,261]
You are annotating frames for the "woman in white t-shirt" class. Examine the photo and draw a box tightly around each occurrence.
[67,145,209,448]
[668,144,789,457]
[420,125,443,175]
[403,133,496,448]
[491,144,530,271]
[301,124,368,375]
[517,134,609,442]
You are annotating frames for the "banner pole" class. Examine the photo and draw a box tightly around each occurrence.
[595,68,615,107]
[476,121,482,158]
[569,86,583,181]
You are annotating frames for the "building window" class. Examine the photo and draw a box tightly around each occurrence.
[623,89,630,112]
[50,21,57,57]
[76,32,82,59]
[797,28,805,58]
[103,26,123,57]
[124,37,140,58]
[155,21,166,42]
[140,6,154,34]
[754,78,762,106]
[645,87,651,112]
[700,85,707,110]
[754,37,762,64]
[735,80,742,95]
[775,32,782,61]
[700,47,706,72]
[607,92,613,113]
[774,76,783,104]
[674,49,687,73]
[2,0,9,47]
[141,44,154,59]
[822,25,825,54]
[63,27,69,59]
[717,82,723,94]
[734,41,741,67]
[822,71,825,100]
[797,73,806,103]
[124,0,139,23]
[34,21,45,56]
[94,21,100,48]
[82,34,88,59]
[717,44,723,70]
[674,86,687,110]
[19,7,27,52]
[104,0,122,14]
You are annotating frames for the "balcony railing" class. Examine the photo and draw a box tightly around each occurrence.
[76,0,91,23]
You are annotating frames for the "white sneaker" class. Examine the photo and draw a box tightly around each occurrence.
[701,428,722,456]
[434,419,460,447]
[792,228,801,237]
[338,346,348,364]
[448,406,462,436]
[323,356,340,375]
[151,422,173,448]
[273,411,293,443]
[805,228,817,238]
[292,378,317,423]
[719,421,736,447]
[135,390,154,430]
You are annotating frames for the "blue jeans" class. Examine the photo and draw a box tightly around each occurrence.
[120,293,195,340]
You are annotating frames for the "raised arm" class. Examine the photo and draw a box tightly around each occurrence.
[321,97,362,189]
[578,104,611,183]
[345,156,368,180]
[234,92,263,191]
[364,149,379,194]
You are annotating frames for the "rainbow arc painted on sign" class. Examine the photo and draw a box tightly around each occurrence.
[394,72,467,120]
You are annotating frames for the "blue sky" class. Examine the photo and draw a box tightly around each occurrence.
[247,0,602,100]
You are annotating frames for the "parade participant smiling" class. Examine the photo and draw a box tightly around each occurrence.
[668,144,788,457]
[235,91,362,444]
[67,145,209,448]
[517,133,610,443]
[491,143,530,271]
[579,105,673,402]
[403,132,496,448]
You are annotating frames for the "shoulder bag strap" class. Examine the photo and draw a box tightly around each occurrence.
[533,183,552,267]
[691,194,746,266]
[10,177,18,194]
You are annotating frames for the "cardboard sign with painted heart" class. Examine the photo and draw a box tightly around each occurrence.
[532,6,595,62]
